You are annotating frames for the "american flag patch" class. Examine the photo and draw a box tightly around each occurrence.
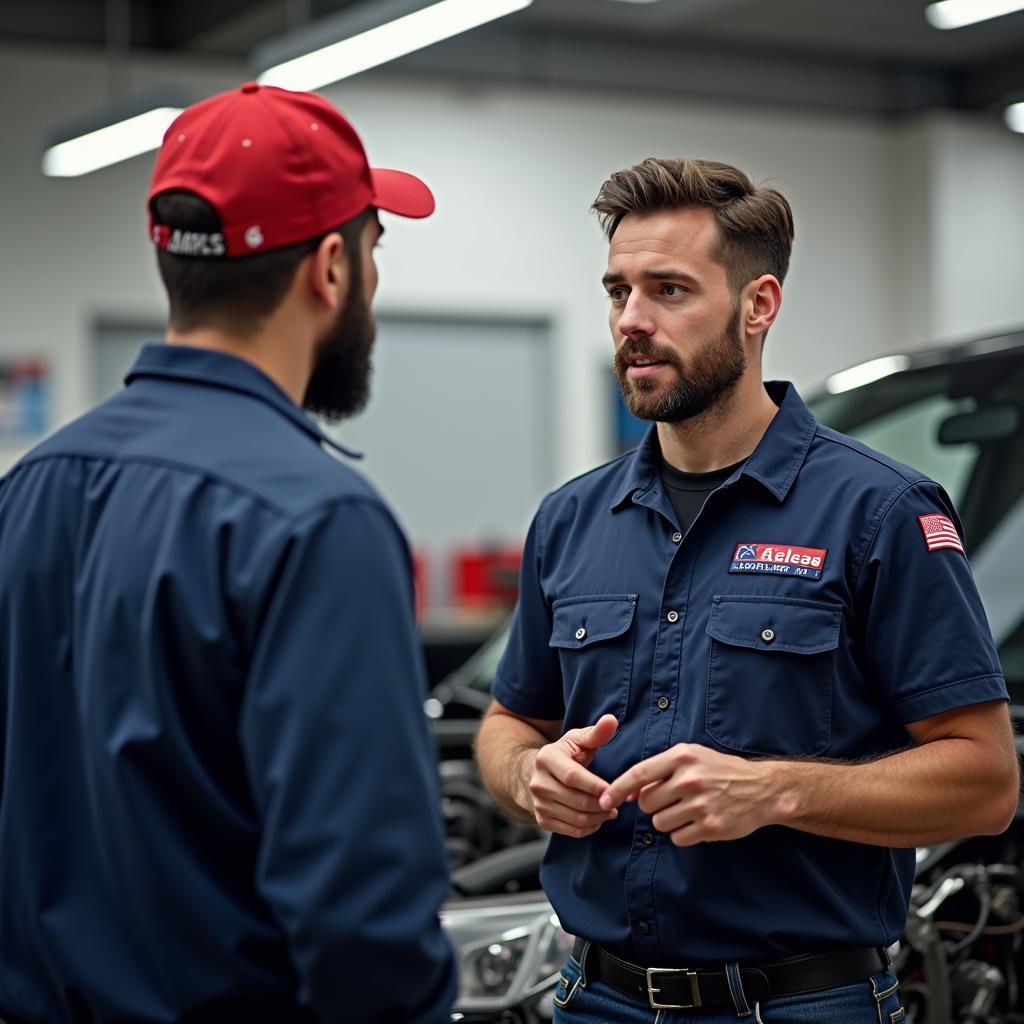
[918,514,964,554]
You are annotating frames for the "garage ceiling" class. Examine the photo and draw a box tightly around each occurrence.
[4,0,1024,116]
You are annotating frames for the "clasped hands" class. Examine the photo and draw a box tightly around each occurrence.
[524,714,778,846]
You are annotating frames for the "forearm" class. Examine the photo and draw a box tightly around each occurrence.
[475,711,546,826]
[767,736,1019,846]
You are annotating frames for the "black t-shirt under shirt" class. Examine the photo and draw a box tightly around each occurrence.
[659,456,746,534]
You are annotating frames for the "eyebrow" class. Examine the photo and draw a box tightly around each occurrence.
[601,269,700,288]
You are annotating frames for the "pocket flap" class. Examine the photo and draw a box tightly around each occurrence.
[550,595,637,649]
[706,596,841,654]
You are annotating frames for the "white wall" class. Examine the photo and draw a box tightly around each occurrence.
[927,113,1024,342]
[2,44,1023,482]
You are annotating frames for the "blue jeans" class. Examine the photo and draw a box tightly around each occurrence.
[552,949,905,1024]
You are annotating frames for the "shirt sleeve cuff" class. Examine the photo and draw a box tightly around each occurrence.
[893,673,1009,724]
[492,675,565,721]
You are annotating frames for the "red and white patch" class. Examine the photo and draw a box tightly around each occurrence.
[729,542,828,579]
[918,514,964,554]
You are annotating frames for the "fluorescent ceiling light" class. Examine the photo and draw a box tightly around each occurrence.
[1006,102,1024,133]
[925,0,1024,29]
[825,356,912,395]
[42,107,182,178]
[258,0,533,91]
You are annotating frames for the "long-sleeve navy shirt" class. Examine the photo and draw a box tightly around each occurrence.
[0,343,456,1023]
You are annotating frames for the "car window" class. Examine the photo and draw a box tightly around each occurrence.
[846,393,977,507]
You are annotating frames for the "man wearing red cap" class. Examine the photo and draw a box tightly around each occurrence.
[0,84,455,1023]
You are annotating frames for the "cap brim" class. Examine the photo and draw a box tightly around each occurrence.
[370,168,436,219]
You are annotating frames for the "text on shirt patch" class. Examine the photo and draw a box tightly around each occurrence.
[918,514,965,554]
[729,542,828,580]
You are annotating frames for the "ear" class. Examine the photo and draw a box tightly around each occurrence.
[307,232,349,313]
[742,274,782,343]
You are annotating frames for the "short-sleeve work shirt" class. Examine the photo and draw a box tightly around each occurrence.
[494,381,1007,965]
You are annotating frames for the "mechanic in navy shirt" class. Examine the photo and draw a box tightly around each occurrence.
[476,158,1019,1023]
[0,85,455,1023]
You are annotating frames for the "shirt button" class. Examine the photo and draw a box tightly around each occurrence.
[671,532,683,544]
[761,628,776,644]
[637,921,650,936]
[642,832,655,846]
[576,627,587,641]
[657,696,670,710]
[666,610,679,624]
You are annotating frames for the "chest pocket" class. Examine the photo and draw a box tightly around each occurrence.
[550,595,638,724]
[705,596,841,757]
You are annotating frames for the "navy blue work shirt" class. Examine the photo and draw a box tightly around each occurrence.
[494,381,1007,965]
[0,344,456,1023]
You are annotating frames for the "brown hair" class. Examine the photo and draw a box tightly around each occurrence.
[592,158,795,293]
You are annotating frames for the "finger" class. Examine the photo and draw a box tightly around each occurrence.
[600,746,695,810]
[530,777,613,815]
[637,781,679,816]
[668,820,717,847]
[536,813,605,840]
[535,799,617,829]
[569,714,619,754]
[536,745,610,798]
[651,805,699,833]
[555,755,612,798]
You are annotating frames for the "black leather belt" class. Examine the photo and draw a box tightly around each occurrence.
[572,937,887,1011]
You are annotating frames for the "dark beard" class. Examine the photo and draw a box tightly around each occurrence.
[613,304,745,423]
[302,261,376,423]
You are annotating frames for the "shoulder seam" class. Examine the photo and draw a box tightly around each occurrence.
[852,479,940,588]
[536,494,548,565]
[4,451,375,525]
[813,426,921,484]
[290,493,398,531]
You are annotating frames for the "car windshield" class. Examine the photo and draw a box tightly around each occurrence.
[811,351,1024,697]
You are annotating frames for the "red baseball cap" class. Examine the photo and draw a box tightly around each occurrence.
[148,82,435,258]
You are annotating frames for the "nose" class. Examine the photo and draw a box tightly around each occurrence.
[615,291,656,340]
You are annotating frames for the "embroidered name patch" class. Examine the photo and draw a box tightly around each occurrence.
[729,542,828,580]
[918,514,965,554]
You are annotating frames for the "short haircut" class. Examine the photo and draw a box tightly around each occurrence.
[152,191,371,334]
[591,157,795,293]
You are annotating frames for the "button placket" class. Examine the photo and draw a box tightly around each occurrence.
[628,512,696,954]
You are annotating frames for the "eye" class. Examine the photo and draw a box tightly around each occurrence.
[607,286,628,302]
[662,283,686,297]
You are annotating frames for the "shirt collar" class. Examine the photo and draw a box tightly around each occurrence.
[124,343,362,461]
[610,380,817,510]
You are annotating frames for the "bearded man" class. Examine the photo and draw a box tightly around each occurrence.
[0,84,455,1024]
[476,157,1018,1024]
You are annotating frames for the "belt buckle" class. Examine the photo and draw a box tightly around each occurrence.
[645,967,702,1010]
